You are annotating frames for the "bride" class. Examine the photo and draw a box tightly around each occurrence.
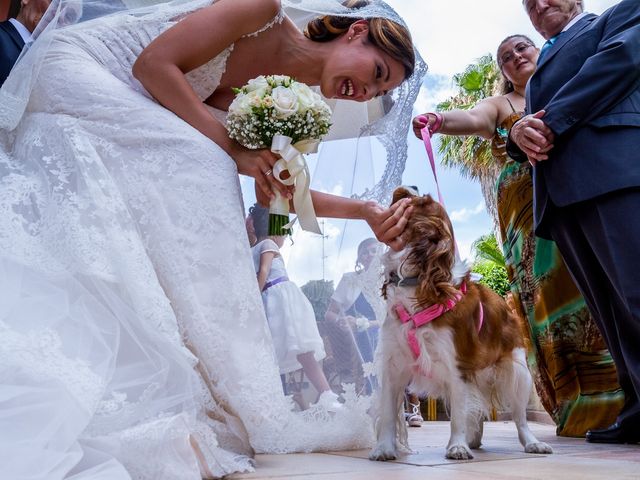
[0,0,422,478]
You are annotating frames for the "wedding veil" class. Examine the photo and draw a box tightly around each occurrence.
[1,0,426,207]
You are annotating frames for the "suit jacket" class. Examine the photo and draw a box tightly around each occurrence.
[507,0,640,238]
[0,20,25,87]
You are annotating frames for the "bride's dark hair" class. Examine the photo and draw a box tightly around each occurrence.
[304,0,415,79]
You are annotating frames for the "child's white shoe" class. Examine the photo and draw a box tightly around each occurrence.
[316,390,343,412]
[404,403,423,427]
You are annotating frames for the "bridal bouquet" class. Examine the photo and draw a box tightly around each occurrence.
[227,75,332,235]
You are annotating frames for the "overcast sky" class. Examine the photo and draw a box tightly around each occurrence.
[244,0,620,287]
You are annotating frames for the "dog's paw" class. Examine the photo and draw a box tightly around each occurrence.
[525,441,553,454]
[467,438,482,449]
[445,444,474,460]
[369,443,397,461]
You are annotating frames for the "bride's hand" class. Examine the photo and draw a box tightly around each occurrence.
[231,145,292,201]
[361,199,412,251]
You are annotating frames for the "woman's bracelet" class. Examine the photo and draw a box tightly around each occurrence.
[429,112,445,134]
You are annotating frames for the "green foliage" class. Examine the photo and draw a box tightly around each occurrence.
[436,54,501,181]
[471,232,509,296]
[472,233,505,268]
[301,279,334,323]
[472,261,510,297]
[437,54,503,227]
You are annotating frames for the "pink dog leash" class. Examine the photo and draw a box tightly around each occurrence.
[417,113,471,264]
[417,114,446,206]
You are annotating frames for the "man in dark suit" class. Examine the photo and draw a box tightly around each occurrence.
[0,0,50,86]
[508,0,640,444]
[0,13,24,85]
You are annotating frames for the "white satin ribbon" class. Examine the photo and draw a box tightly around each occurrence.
[270,134,321,234]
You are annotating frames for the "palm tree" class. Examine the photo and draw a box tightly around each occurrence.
[471,232,505,268]
[300,279,334,323]
[471,232,509,296]
[436,54,502,227]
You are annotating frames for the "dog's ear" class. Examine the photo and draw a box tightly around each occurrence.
[391,187,415,205]
[405,206,458,307]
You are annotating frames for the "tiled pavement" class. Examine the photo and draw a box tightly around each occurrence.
[230,421,640,480]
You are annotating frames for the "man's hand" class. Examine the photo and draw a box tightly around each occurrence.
[510,110,555,165]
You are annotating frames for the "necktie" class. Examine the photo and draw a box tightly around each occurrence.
[537,34,560,64]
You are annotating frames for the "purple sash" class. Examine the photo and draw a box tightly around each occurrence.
[262,275,289,291]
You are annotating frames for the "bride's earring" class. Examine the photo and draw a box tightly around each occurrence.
[348,36,352,41]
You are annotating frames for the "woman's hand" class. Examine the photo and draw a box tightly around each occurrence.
[412,113,431,139]
[339,315,357,329]
[412,113,442,139]
[361,199,412,251]
[231,144,293,202]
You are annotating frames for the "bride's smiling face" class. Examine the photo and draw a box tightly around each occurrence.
[321,22,406,102]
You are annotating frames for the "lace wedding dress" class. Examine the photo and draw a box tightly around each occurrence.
[0,1,374,479]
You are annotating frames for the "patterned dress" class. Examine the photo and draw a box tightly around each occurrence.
[492,105,623,436]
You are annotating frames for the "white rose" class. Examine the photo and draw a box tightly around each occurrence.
[270,75,292,87]
[312,91,332,115]
[290,82,316,112]
[245,76,270,97]
[228,93,252,115]
[271,86,298,118]
[246,91,263,108]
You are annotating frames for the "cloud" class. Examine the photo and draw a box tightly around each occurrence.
[413,74,454,114]
[389,0,618,79]
[449,201,486,222]
[388,0,543,77]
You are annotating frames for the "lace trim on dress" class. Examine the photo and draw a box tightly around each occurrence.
[242,9,285,38]
[186,8,284,101]
[185,46,234,101]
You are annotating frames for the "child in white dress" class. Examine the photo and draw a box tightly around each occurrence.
[248,203,341,411]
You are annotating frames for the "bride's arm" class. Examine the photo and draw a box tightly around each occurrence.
[133,0,284,199]
[311,191,411,249]
[272,189,411,251]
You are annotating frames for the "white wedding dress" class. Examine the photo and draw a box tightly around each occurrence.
[0,1,373,479]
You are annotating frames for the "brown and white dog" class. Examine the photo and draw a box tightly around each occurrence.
[369,188,552,461]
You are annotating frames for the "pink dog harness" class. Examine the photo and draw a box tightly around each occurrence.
[393,282,484,359]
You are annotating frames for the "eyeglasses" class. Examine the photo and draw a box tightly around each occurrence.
[499,42,535,67]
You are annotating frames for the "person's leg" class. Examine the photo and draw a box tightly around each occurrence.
[353,329,375,394]
[323,319,366,391]
[404,391,423,427]
[549,190,640,438]
[296,351,331,393]
[355,330,374,363]
[576,189,640,425]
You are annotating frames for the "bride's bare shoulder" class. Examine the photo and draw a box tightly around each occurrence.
[135,0,283,77]
[206,0,282,33]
